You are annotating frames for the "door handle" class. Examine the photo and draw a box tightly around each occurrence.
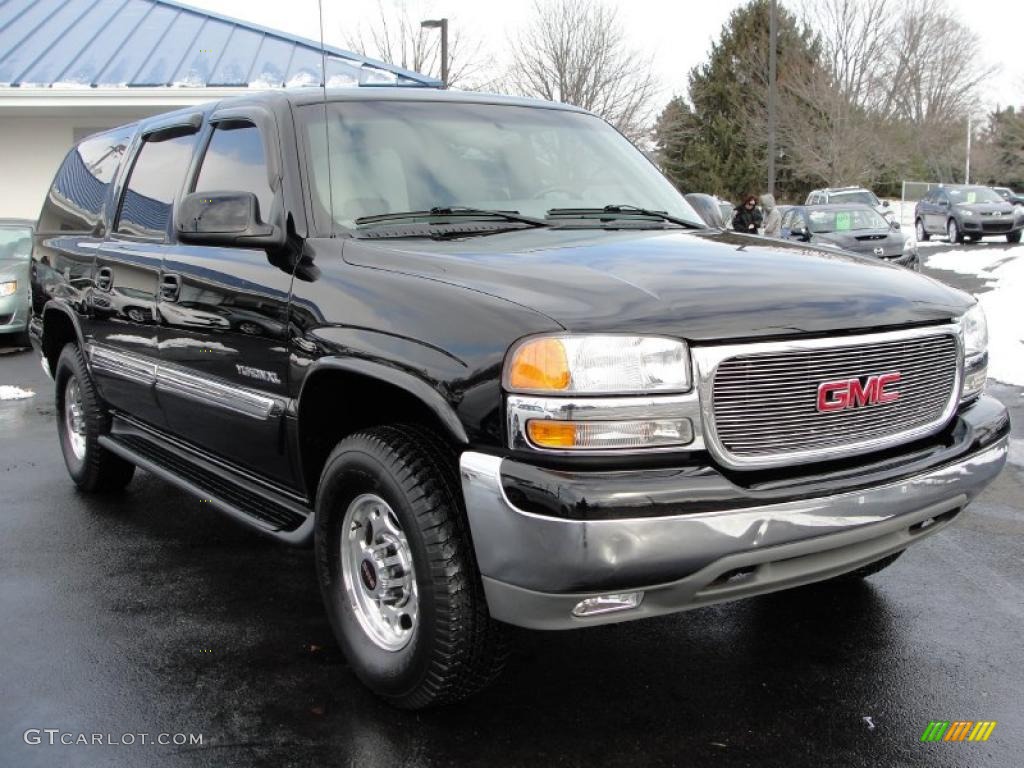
[160,273,181,302]
[95,267,113,292]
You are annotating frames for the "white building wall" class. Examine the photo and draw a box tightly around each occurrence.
[0,117,85,220]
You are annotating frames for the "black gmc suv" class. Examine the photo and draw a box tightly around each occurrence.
[30,89,1008,709]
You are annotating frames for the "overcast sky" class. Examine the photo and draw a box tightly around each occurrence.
[185,0,1024,112]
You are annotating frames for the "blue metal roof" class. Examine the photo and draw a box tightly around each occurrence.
[0,0,439,89]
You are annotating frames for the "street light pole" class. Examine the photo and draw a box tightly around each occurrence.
[965,116,972,184]
[420,18,449,88]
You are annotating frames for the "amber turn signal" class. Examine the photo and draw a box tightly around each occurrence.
[508,337,570,392]
[526,420,577,448]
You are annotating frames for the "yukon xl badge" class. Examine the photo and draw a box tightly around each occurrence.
[235,364,282,385]
[816,372,901,413]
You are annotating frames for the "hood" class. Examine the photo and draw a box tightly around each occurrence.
[342,228,971,342]
[813,228,904,257]
[759,194,776,212]
[0,259,29,280]
[956,202,1014,215]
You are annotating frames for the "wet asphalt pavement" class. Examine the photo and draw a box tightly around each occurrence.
[1,244,1023,767]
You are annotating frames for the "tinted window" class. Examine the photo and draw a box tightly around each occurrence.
[194,124,273,222]
[116,133,197,239]
[38,126,135,233]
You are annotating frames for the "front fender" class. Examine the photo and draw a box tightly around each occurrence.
[299,353,470,445]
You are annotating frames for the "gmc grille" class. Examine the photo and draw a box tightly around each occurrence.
[707,331,960,467]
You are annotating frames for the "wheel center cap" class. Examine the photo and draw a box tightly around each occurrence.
[360,559,378,591]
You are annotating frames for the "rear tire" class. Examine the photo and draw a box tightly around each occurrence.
[1007,230,1021,244]
[915,219,929,242]
[315,425,508,709]
[54,343,135,492]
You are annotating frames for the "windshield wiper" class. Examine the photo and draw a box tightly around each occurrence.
[355,206,549,228]
[546,204,703,228]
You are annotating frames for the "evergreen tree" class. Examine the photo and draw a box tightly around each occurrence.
[655,0,820,202]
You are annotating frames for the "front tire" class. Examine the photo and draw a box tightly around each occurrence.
[54,343,135,492]
[1007,230,1022,243]
[315,425,508,709]
[947,218,963,243]
[915,218,930,242]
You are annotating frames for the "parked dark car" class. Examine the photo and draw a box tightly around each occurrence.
[993,186,1024,206]
[684,193,727,228]
[0,218,34,345]
[781,203,918,269]
[914,185,1023,243]
[30,89,1008,709]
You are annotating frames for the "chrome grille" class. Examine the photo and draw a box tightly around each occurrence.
[704,330,961,468]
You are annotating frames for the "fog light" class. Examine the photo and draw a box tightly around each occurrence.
[526,418,693,450]
[572,592,644,617]
[962,354,987,401]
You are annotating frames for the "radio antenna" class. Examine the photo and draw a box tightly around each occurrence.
[318,0,335,237]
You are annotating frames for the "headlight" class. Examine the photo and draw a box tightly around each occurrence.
[960,208,975,216]
[504,335,691,394]
[960,303,987,400]
[0,280,16,297]
[961,303,987,357]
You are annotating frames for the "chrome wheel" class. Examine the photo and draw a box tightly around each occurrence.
[63,376,87,461]
[341,493,418,651]
[948,219,959,242]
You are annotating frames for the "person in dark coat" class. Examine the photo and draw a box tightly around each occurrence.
[732,194,763,233]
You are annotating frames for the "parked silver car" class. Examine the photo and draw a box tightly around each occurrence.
[914,185,1023,244]
[0,218,33,345]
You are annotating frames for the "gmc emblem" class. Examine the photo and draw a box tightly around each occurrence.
[817,373,901,413]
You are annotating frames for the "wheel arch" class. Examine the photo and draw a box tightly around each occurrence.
[296,358,469,501]
[40,302,86,376]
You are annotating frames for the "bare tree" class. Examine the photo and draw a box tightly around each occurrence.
[800,0,893,109]
[343,1,488,89]
[506,0,658,142]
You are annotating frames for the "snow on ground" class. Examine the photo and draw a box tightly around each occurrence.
[923,246,1024,386]
[0,386,34,400]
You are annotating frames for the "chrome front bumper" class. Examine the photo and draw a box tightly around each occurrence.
[460,436,1008,630]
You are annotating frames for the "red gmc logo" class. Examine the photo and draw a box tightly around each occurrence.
[816,373,901,413]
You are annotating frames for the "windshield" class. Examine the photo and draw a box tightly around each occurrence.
[808,207,888,233]
[829,190,880,206]
[301,100,701,230]
[0,227,32,260]
[948,186,1003,204]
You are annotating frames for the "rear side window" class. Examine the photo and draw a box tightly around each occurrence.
[38,126,135,233]
[116,133,197,239]
[193,123,274,223]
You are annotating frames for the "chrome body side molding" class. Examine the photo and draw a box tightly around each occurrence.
[86,343,285,421]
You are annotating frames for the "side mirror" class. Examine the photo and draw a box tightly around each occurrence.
[889,219,901,231]
[883,200,890,207]
[177,191,285,248]
[791,225,810,241]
